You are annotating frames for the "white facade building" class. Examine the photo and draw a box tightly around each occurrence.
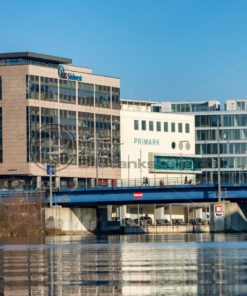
[120,110,200,185]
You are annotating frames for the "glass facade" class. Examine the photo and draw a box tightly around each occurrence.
[26,75,39,99]
[59,80,76,104]
[78,112,95,166]
[27,107,120,169]
[171,102,220,112]
[78,82,94,106]
[41,108,59,164]
[112,116,121,167]
[196,113,247,184]
[27,107,40,162]
[236,101,247,111]
[96,114,111,167]
[60,110,76,165]
[95,85,111,108]
[25,75,120,110]
[112,87,120,109]
[154,156,201,171]
[0,57,63,68]
[40,77,58,102]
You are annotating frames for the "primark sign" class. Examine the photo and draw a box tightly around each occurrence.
[58,65,82,81]
[134,138,160,145]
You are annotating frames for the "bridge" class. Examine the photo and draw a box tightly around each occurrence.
[50,184,247,206]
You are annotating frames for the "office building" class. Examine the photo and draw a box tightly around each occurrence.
[0,52,120,189]
[120,108,200,185]
[131,98,247,184]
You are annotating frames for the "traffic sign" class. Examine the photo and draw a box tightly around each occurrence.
[46,164,56,176]
[215,205,223,216]
[133,192,143,199]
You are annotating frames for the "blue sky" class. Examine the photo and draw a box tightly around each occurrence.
[1,0,247,103]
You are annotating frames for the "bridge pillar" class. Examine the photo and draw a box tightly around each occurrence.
[107,205,112,221]
[210,202,225,232]
[73,178,78,188]
[155,206,164,221]
[116,205,126,225]
[55,177,60,189]
[36,176,41,189]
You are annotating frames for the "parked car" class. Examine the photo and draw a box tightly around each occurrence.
[135,215,153,226]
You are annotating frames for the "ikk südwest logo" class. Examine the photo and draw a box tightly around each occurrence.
[58,64,82,81]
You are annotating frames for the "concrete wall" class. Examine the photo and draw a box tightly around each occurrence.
[210,201,247,232]
[45,206,97,234]
[124,225,210,234]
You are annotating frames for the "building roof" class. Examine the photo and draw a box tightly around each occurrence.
[121,98,158,105]
[0,52,72,64]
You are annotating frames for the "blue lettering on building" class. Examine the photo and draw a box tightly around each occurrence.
[58,65,82,81]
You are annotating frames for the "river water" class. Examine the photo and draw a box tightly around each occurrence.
[0,233,247,295]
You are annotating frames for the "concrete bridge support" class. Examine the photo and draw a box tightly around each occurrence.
[210,201,247,232]
[45,206,97,234]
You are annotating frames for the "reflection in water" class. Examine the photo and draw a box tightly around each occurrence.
[0,234,247,295]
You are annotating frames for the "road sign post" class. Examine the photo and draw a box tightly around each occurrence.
[47,164,56,207]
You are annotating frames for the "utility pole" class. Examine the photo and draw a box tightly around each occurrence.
[217,115,222,202]
[48,135,53,208]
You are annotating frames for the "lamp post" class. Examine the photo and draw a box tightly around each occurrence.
[179,140,189,184]
[47,134,58,208]
[79,136,111,187]
[217,115,222,202]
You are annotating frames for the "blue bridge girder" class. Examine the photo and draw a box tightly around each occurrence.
[49,184,247,206]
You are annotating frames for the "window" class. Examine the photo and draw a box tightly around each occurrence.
[171,142,176,149]
[0,77,2,100]
[95,85,111,108]
[96,114,112,167]
[112,116,121,167]
[185,123,190,133]
[178,123,183,133]
[59,79,76,104]
[78,112,95,166]
[142,120,146,131]
[27,106,40,162]
[149,121,154,131]
[156,121,161,132]
[26,75,39,99]
[40,108,59,164]
[171,122,176,132]
[134,120,139,130]
[78,82,94,106]
[112,87,120,109]
[40,77,58,102]
[164,122,168,132]
[60,110,77,164]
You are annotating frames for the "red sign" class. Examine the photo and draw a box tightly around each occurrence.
[215,205,223,216]
[133,192,143,199]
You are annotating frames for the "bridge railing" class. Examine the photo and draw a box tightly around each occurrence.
[0,190,44,204]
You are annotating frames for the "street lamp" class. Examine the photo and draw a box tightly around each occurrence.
[78,136,111,187]
[179,140,189,184]
[217,115,222,202]
[47,135,59,208]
